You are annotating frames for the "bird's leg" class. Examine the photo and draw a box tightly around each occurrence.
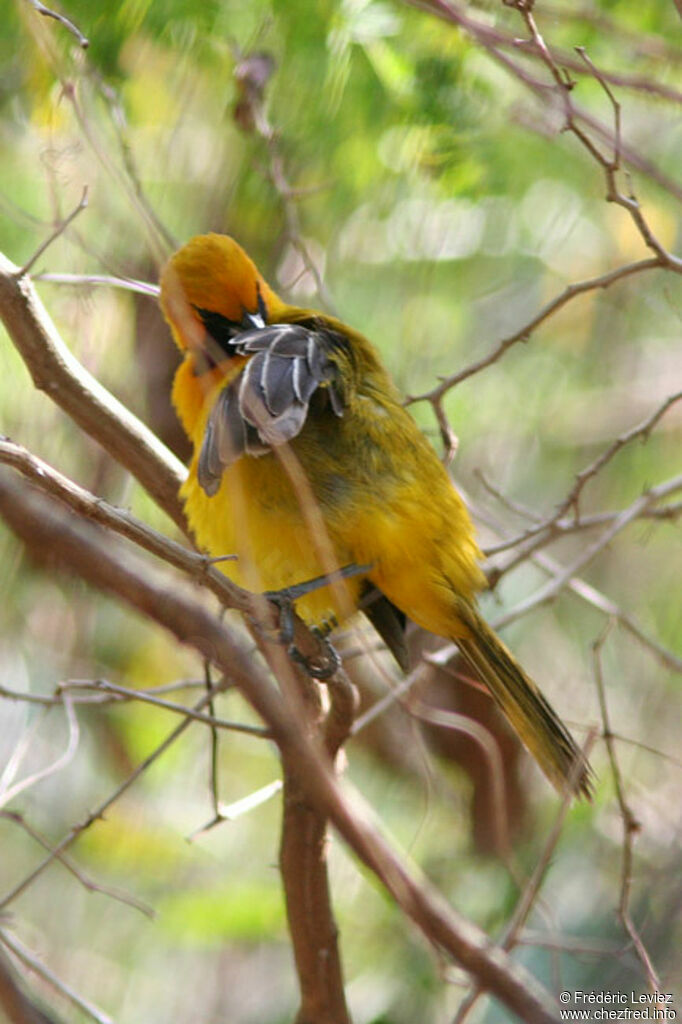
[264,562,371,681]
[264,561,371,605]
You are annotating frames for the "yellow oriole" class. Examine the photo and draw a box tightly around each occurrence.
[160,233,591,797]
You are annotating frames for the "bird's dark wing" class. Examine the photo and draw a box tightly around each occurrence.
[360,584,409,672]
[197,322,346,495]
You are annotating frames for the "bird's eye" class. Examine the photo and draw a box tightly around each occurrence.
[194,307,242,352]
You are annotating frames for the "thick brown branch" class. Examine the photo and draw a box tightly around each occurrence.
[0,437,339,681]
[0,470,563,1024]
[281,739,351,1024]
[0,253,187,531]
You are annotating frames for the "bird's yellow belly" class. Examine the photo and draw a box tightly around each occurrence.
[181,455,364,626]
[345,493,486,639]
[183,444,485,643]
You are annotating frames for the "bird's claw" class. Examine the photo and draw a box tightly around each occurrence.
[287,628,341,681]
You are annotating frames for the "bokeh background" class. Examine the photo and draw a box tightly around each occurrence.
[1,1,681,1021]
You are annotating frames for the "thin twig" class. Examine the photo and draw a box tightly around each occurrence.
[34,272,159,297]
[187,780,283,840]
[0,677,208,708]
[0,680,232,913]
[60,679,270,737]
[411,701,511,859]
[516,929,624,957]
[0,930,111,1024]
[0,810,155,918]
[451,731,597,1024]
[16,187,89,278]
[561,392,682,521]
[512,4,682,271]
[50,67,171,262]
[592,629,661,992]
[473,486,682,675]
[407,259,664,408]
[404,0,682,203]
[485,501,682,558]
[408,0,682,103]
[232,49,337,313]
[0,943,62,1024]
[536,0,682,65]
[90,71,177,251]
[494,474,682,629]
[24,0,89,48]
[483,393,682,568]
[531,552,682,675]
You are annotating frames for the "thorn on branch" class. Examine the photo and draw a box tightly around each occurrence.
[560,67,576,91]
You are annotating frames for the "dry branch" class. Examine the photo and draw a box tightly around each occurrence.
[24,0,89,49]
[483,393,682,580]
[280,669,351,1024]
[0,253,187,530]
[408,257,671,408]
[1,810,154,918]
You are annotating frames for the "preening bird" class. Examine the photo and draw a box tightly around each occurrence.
[160,233,591,797]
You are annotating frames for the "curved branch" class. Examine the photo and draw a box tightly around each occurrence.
[408,258,664,405]
[0,253,187,531]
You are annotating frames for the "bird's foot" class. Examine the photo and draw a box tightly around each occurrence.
[263,563,370,680]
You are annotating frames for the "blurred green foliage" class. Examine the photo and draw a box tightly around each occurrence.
[0,0,681,1021]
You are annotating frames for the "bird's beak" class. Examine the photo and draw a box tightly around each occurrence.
[241,309,266,331]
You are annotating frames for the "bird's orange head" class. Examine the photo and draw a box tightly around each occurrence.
[159,233,284,355]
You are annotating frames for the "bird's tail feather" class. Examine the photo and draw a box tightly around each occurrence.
[455,601,592,798]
